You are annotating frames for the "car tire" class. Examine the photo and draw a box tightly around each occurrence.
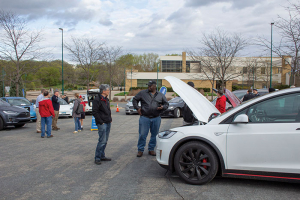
[0,117,3,131]
[174,141,218,185]
[126,113,130,115]
[15,123,25,128]
[174,108,180,118]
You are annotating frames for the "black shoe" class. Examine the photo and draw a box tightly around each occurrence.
[95,160,101,165]
[47,135,54,138]
[41,136,44,138]
[101,157,112,161]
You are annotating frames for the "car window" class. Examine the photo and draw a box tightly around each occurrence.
[0,99,11,106]
[7,98,31,106]
[169,97,182,103]
[234,92,246,99]
[58,98,68,105]
[236,93,300,123]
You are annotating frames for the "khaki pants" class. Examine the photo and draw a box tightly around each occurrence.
[52,110,59,129]
[35,108,41,131]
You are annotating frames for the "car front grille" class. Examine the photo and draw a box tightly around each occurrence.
[18,112,30,118]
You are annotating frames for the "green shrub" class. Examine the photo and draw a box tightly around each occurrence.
[115,92,129,96]
[274,84,290,90]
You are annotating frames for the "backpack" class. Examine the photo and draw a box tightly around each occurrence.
[75,100,84,114]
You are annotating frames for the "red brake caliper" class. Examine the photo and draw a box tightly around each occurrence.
[203,159,208,169]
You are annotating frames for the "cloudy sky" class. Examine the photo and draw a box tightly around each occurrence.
[0,0,296,62]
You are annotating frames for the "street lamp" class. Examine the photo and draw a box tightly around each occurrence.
[124,67,126,96]
[59,28,64,95]
[157,63,159,90]
[270,22,274,88]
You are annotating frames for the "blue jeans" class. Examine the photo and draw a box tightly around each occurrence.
[95,123,111,161]
[138,116,161,152]
[41,116,52,137]
[74,117,81,131]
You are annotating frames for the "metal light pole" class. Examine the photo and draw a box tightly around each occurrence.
[59,28,64,95]
[157,63,159,90]
[270,23,274,88]
[253,66,255,89]
[131,67,132,91]
[2,68,5,97]
[124,67,126,95]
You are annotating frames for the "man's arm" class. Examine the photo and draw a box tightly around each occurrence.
[158,94,169,110]
[92,99,104,125]
[132,92,142,110]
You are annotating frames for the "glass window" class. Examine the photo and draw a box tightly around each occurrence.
[261,67,266,74]
[7,98,31,106]
[0,99,11,106]
[235,93,300,123]
[58,98,68,105]
[162,60,182,72]
[169,97,183,103]
[243,67,247,74]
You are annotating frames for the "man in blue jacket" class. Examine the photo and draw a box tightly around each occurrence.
[133,80,169,157]
[51,91,60,131]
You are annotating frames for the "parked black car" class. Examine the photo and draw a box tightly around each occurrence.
[161,97,184,118]
[0,99,31,130]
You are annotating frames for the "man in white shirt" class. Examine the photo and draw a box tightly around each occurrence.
[35,89,45,133]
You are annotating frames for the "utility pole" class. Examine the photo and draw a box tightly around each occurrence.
[59,28,64,95]
[270,22,274,88]
[157,63,159,90]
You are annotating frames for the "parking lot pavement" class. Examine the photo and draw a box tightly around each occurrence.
[0,112,300,200]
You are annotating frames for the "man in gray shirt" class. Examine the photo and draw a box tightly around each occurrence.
[35,89,45,133]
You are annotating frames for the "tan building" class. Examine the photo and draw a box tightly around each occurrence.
[125,52,291,91]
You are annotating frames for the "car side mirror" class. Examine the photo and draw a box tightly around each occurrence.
[233,114,248,124]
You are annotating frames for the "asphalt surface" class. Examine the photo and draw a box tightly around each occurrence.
[1,108,300,200]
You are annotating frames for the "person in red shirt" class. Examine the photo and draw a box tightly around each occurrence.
[79,95,86,130]
[215,89,226,114]
[39,90,55,138]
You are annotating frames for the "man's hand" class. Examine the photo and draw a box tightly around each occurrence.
[157,105,164,110]
[137,108,142,115]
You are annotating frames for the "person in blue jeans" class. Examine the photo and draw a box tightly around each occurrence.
[133,80,169,157]
[72,93,82,134]
[38,91,55,138]
[92,84,112,165]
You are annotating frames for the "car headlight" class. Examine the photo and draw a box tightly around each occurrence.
[158,130,177,139]
[3,111,19,115]
[168,106,175,110]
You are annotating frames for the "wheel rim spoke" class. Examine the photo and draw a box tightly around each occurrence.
[182,166,193,173]
[179,161,190,166]
[182,152,192,161]
[195,149,201,161]
[199,166,209,175]
[199,154,208,161]
[196,168,202,180]
[201,162,211,167]
[189,148,194,160]
[189,168,195,179]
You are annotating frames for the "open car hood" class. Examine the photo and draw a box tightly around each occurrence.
[165,76,220,123]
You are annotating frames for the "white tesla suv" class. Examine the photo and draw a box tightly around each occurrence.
[156,76,300,185]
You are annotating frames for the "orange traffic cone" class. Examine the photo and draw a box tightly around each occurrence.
[116,103,120,112]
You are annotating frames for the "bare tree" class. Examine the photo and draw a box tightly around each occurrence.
[100,45,123,100]
[187,29,247,94]
[257,3,300,85]
[64,37,104,91]
[0,11,43,96]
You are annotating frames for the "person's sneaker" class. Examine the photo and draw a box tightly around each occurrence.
[148,151,156,156]
[41,136,44,138]
[73,131,78,134]
[78,130,82,132]
[47,135,54,138]
[94,160,101,165]
[101,157,112,161]
[137,151,143,157]
[37,131,41,133]
[81,127,83,130]
[56,127,60,130]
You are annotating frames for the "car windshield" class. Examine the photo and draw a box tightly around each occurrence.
[7,98,31,106]
[169,97,182,103]
[58,98,68,105]
[233,92,246,99]
[0,99,11,107]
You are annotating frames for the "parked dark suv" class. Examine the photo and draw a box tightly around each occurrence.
[0,99,31,130]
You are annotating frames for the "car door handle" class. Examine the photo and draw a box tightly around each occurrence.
[296,128,300,130]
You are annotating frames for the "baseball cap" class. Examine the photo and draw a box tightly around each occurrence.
[187,81,194,88]
[146,80,156,86]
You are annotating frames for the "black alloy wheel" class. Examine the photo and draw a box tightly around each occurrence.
[174,141,218,185]
[174,108,180,118]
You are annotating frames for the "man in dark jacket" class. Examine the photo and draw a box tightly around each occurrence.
[51,91,60,131]
[183,82,196,125]
[92,84,112,165]
[242,89,255,102]
[253,89,260,97]
[133,80,169,157]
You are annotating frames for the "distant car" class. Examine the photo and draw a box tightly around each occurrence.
[69,94,92,114]
[161,97,184,118]
[58,98,72,117]
[125,97,140,115]
[0,99,31,130]
[1,97,37,121]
